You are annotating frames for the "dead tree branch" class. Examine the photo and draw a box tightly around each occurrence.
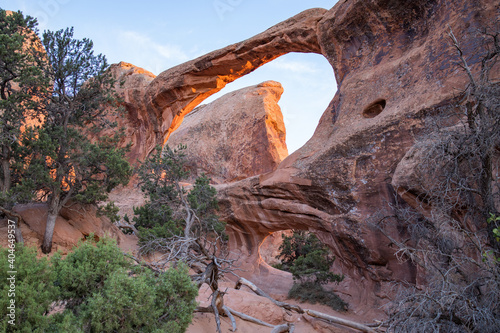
[305,309,377,333]
[235,277,304,314]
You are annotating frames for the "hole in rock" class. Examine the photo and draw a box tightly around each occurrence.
[202,53,337,154]
[259,230,292,269]
[362,98,386,118]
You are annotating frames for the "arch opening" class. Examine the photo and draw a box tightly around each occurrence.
[199,53,337,154]
[259,230,292,269]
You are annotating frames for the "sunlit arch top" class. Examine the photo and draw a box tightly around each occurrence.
[144,8,328,145]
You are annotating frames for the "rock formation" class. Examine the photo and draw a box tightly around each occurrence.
[56,0,496,318]
[144,8,327,145]
[166,81,288,183]
[117,0,498,316]
[108,62,158,163]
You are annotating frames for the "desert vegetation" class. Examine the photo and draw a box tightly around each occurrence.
[0,237,197,332]
[273,230,347,311]
[0,9,131,254]
[3,2,499,333]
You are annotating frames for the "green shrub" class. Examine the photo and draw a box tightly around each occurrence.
[81,269,157,332]
[46,312,84,333]
[152,264,198,332]
[276,230,343,285]
[288,282,348,312]
[82,265,197,333]
[0,237,197,332]
[134,202,184,250]
[51,236,131,305]
[275,230,347,311]
[289,249,344,285]
[0,246,58,332]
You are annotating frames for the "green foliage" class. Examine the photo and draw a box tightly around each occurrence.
[42,27,111,114]
[289,249,344,285]
[0,238,197,332]
[81,269,157,333]
[134,145,187,244]
[81,264,197,333]
[138,145,188,203]
[288,282,348,312]
[19,26,131,253]
[54,238,197,333]
[276,230,346,311]
[0,246,57,332]
[46,312,84,333]
[0,9,49,209]
[134,202,183,249]
[187,175,226,238]
[483,214,500,263]
[97,201,120,223]
[277,230,325,267]
[22,114,132,207]
[276,230,343,285]
[488,213,500,243]
[51,236,131,304]
[135,144,225,246]
[151,264,198,332]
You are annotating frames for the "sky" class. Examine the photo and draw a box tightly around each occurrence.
[7,0,339,153]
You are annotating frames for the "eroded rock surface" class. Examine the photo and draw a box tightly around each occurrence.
[108,62,159,162]
[144,8,327,143]
[166,81,288,183]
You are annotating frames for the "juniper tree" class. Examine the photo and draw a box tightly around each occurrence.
[134,144,226,261]
[0,9,49,243]
[21,27,132,254]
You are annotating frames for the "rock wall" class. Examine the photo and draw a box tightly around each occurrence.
[107,62,159,163]
[109,0,498,316]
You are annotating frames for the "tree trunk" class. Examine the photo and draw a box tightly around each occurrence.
[1,155,10,193]
[0,207,24,245]
[41,195,61,254]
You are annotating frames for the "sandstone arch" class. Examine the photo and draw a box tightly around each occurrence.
[121,0,498,316]
[144,8,327,144]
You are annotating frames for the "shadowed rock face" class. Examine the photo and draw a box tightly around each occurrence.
[108,62,158,163]
[112,0,498,316]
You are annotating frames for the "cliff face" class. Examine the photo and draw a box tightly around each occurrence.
[107,62,158,163]
[107,0,498,315]
[166,81,287,183]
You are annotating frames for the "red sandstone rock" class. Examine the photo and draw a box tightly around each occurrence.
[166,81,288,183]
[144,8,327,143]
[107,62,160,162]
[8,0,496,321]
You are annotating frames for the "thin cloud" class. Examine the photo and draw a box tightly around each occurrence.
[267,58,318,73]
[111,30,191,74]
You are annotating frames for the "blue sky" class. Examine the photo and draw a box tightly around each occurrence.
[8,0,339,153]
